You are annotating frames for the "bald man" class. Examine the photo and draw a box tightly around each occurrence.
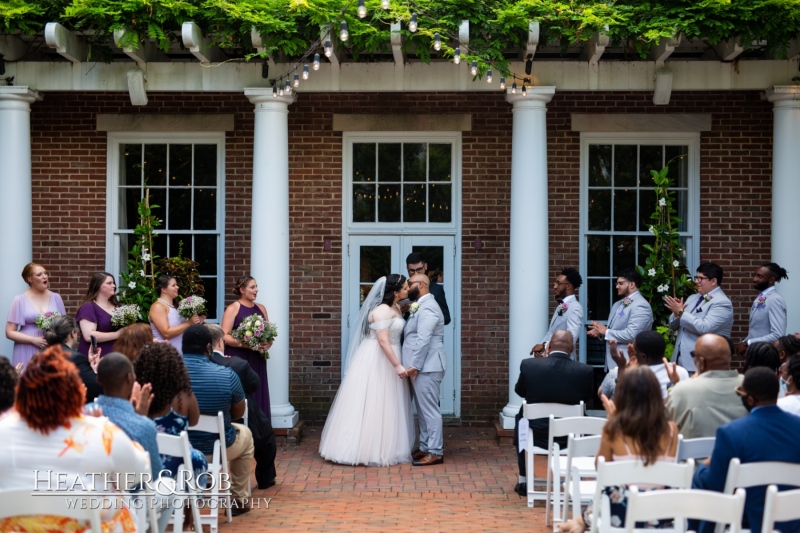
[665,333,748,439]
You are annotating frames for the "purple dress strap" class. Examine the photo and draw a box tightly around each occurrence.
[75,301,117,357]
[227,303,271,416]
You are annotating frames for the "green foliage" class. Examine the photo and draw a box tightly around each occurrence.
[156,241,206,301]
[118,191,160,322]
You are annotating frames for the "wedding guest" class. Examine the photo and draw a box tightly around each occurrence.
[113,322,153,363]
[736,263,788,356]
[778,355,800,416]
[75,272,125,358]
[773,334,800,364]
[149,275,203,353]
[743,341,781,374]
[221,275,273,415]
[407,252,451,326]
[5,263,66,369]
[0,356,17,415]
[0,346,148,533]
[133,342,207,479]
[530,268,584,359]
[44,315,102,403]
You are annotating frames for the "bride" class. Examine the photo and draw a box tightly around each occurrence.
[319,274,415,466]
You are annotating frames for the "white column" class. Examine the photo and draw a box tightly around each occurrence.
[0,87,42,360]
[767,86,800,331]
[244,89,299,428]
[501,87,556,429]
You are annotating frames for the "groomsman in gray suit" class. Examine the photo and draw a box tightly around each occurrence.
[402,273,446,467]
[736,262,789,357]
[665,262,734,372]
[530,268,584,359]
[587,268,654,371]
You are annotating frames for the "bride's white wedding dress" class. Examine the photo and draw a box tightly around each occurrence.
[319,316,415,466]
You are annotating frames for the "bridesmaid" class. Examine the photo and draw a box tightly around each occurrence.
[149,275,202,353]
[221,275,273,415]
[75,272,125,357]
[5,263,66,369]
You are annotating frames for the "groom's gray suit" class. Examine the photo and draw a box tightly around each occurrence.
[402,293,446,457]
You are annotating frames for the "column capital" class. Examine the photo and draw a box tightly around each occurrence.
[505,86,556,107]
[0,87,42,110]
[766,86,800,106]
[244,88,296,107]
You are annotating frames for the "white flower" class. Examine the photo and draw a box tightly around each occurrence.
[142,253,151,262]
[139,269,145,277]
[649,226,657,236]
[128,281,136,289]
[648,268,656,277]
[673,260,679,267]
[657,284,669,293]
[659,198,667,207]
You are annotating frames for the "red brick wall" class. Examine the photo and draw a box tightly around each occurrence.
[29,89,772,425]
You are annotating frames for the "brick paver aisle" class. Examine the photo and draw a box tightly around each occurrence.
[221,427,550,533]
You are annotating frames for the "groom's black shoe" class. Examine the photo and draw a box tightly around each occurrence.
[413,453,443,466]
[411,449,427,461]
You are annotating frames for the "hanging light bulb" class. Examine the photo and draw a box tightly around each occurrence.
[381,0,389,9]
[272,85,277,98]
[522,85,527,96]
[302,64,309,79]
[293,73,300,88]
[499,76,506,90]
[313,53,320,70]
[340,21,349,42]
[453,47,461,65]
[324,40,333,57]
[511,81,517,94]
[357,0,367,18]
[470,60,477,76]
[279,82,284,96]
[285,79,292,94]
[409,13,417,33]
[486,68,492,83]
[433,32,441,51]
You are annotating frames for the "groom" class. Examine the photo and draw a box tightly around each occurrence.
[403,273,446,466]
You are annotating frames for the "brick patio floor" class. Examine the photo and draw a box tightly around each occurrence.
[218,426,552,533]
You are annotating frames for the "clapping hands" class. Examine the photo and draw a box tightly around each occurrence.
[130,382,154,416]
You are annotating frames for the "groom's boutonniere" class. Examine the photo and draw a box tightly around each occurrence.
[755,294,767,310]
[409,302,420,316]
[703,294,713,303]
[618,297,632,316]
[557,302,568,316]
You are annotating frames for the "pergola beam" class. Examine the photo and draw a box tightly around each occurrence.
[715,37,744,61]
[390,22,404,66]
[650,33,682,68]
[113,29,166,69]
[250,27,276,69]
[526,22,540,60]
[181,21,227,65]
[581,27,609,65]
[44,22,87,63]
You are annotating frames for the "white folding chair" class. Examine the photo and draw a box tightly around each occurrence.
[0,487,103,532]
[675,435,715,462]
[625,486,745,533]
[547,415,607,525]
[190,411,233,532]
[717,459,800,533]
[243,398,249,428]
[761,485,800,533]
[592,457,696,533]
[522,401,584,509]
[156,430,203,532]
[562,434,603,522]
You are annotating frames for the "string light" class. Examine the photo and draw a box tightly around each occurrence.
[340,21,349,42]
[511,81,517,94]
[313,53,320,70]
[453,47,460,64]
[381,0,390,9]
[486,68,492,83]
[302,64,309,79]
[470,60,477,76]
[357,0,367,19]
[521,84,527,96]
[272,85,277,98]
[499,76,505,90]
[279,82,285,96]
[433,33,441,51]
[409,13,418,33]
[324,40,333,57]
[285,79,292,94]
[293,73,300,87]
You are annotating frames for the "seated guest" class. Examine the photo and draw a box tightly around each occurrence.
[182,324,254,515]
[513,330,593,495]
[133,342,208,479]
[773,334,800,364]
[207,323,277,489]
[112,322,154,363]
[0,356,18,416]
[693,367,800,533]
[44,315,102,402]
[665,333,747,438]
[743,341,781,374]
[0,346,147,533]
[778,355,800,416]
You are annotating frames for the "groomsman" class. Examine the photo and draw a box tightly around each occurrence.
[587,268,653,371]
[665,262,734,372]
[406,252,451,326]
[530,268,584,359]
[735,262,789,357]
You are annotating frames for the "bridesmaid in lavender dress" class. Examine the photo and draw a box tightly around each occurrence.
[221,276,273,415]
[5,263,66,368]
[149,275,203,353]
[75,272,125,357]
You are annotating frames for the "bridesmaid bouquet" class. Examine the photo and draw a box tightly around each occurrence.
[34,311,62,330]
[111,304,141,327]
[177,296,207,319]
[232,315,278,360]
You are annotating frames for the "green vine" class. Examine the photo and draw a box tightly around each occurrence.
[118,189,160,322]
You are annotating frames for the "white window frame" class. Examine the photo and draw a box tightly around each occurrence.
[105,131,226,322]
[578,131,701,363]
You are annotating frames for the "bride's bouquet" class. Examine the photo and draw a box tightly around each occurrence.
[231,315,278,360]
[34,311,62,330]
[111,304,140,327]
[177,296,207,319]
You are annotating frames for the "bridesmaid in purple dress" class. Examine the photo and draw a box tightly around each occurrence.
[148,275,203,353]
[221,276,273,415]
[5,263,66,368]
[75,272,125,357]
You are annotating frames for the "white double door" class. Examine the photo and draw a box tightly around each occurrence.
[345,234,458,416]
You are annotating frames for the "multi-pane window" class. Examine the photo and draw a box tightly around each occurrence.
[113,139,223,320]
[351,142,452,223]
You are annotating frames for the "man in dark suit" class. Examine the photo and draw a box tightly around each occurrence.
[513,329,594,495]
[693,367,800,533]
[406,252,451,326]
[207,324,277,490]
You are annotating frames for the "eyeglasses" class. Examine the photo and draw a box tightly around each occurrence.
[695,275,710,281]
[554,280,570,286]
[615,281,630,286]
[408,266,426,274]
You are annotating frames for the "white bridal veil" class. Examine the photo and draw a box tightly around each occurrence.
[343,276,386,375]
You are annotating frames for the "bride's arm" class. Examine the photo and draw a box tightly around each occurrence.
[371,305,407,378]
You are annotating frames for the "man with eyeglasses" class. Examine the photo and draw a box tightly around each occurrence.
[406,252,451,326]
[529,268,584,359]
[587,268,653,371]
[665,262,733,372]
